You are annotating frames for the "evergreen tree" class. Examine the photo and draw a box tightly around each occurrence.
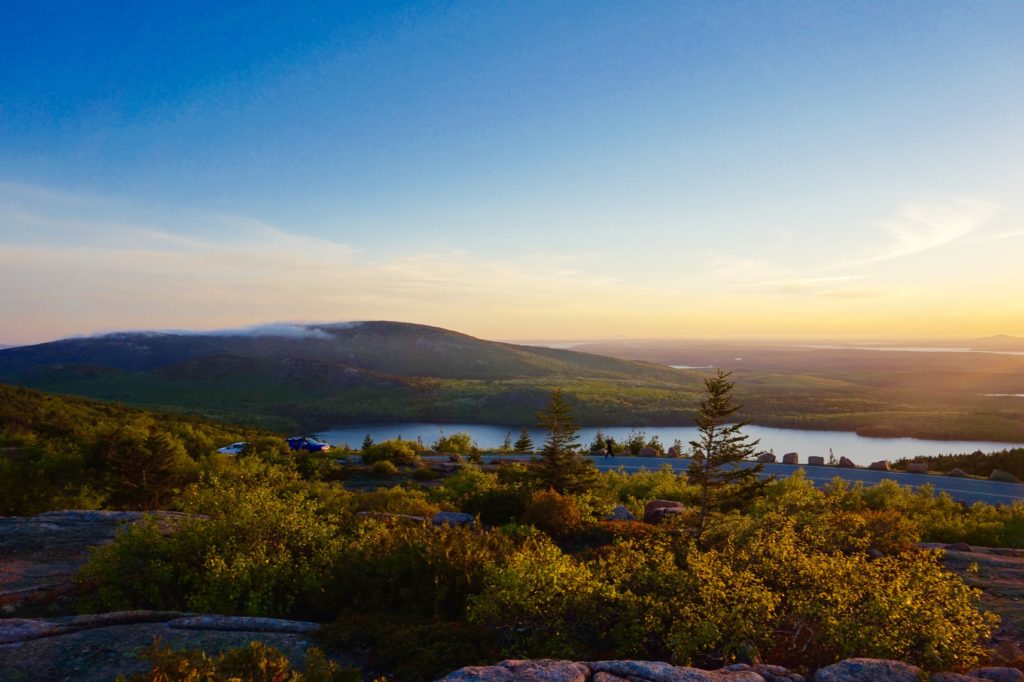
[513,427,534,453]
[687,370,768,539]
[501,432,512,452]
[534,390,597,494]
[362,434,374,451]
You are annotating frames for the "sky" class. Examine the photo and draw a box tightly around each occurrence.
[2,1,1023,345]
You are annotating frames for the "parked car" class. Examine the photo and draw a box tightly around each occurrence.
[286,436,331,453]
[217,442,248,455]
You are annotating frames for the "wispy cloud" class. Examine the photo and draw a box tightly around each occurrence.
[843,197,1000,267]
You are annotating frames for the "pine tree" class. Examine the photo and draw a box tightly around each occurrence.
[361,434,374,451]
[534,390,597,494]
[513,427,534,453]
[687,369,768,539]
[501,432,512,452]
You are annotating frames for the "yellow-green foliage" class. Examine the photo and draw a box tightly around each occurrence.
[361,438,421,466]
[521,489,583,539]
[467,510,997,671]
[117,638,356,682]
[353,485,440,517]
[79,479,343,619]
[331,519,514,619]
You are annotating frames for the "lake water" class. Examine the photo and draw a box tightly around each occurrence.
[315,422,1024,467]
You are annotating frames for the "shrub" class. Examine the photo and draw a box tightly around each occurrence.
[78,482,343,619]
[521,489,583,539]
[433,432,475,454]
[371,460,399,478]
[362,439,421,466]
[330,519,514,619]
[353,485,440,518]
[117,638,356,682]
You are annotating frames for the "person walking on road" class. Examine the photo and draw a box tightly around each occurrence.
[605,438,615,459]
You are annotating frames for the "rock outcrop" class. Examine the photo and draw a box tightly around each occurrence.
[638,446,660,457]
[782,452,799,465]
[869,460,892,471]
[807,456,825,466]
[0,510,188,616]
[757,453,777,464]
[604,505,636,522]
[838,457,856,468]
[0,611,343,682]
[438,659,1024,682]
[906,462,929,473]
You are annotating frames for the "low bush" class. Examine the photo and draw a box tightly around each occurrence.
[117,638,356,682]
[371,460,399,478]
[362,439,421,466]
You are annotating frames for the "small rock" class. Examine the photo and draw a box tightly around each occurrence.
[814,658,921,682]
[869,460,891,471]
[947,468,970,477]
[964,667,1024,682]
[605,505,636,522]
[838,457,856,468]
[753,664,791,677]
[782,452,799,465]
[807,456,825,466]
[432,511,475,527]
[726,663,752,671]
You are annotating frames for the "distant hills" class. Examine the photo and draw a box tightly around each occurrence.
[0,322,699,432]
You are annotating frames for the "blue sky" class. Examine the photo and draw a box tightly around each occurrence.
[2,1,1023,343]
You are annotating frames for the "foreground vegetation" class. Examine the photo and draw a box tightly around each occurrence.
[4,383,1023,679]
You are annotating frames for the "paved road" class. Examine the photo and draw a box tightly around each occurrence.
[475,454,1024,506]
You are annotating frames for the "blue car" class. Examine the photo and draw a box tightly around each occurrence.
[286,436,331,453]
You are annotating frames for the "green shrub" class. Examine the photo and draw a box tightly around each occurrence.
[433,432,475,454]
[353,485,440,517]
[330,519,514,619]
[521,488,583,539]
[117,638,357,682]
[362,439,421,466]
[371,460,399,478]
[78,482,343,619]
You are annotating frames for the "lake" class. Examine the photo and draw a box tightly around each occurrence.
[315,422,1024,467]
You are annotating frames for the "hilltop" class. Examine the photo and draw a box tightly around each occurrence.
[0,322,698,432]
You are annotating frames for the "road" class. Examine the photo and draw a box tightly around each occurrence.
[475,454,1024,506]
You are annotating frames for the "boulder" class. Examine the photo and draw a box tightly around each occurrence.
[838,456,856,468]
[782,452,799,465]
[947,541,972,552]
[643,499,685,524]
[906,462,929,473]
[989,469,1020,483]
[947,468,970,477]
[813,658,921,682]
[869,460,891,471]
[604,505,636,522]
[668,446,682,458]
[930,674,981,682]
[965,667,1024,682]
[807,456,825,466]
[638,446,660,457]
[432,511,475,527]
[757,452,777,464]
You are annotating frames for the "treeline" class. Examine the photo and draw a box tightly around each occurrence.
[0,384,275,514]
[897,448,1024,480]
